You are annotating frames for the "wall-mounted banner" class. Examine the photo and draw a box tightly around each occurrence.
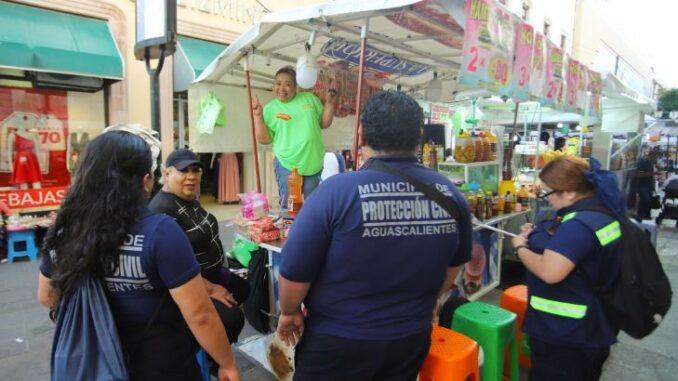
[563,57,582,114]
[320,39,429,77]
[540,40,564,109]
[529,32,546,100]
[459,0,517,96]
[510,22,534,102]
[586,68,603,118]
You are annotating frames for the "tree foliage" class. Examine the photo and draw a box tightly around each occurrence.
[659,88,678,117]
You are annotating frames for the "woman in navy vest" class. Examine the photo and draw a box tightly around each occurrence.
[512,156,623,381]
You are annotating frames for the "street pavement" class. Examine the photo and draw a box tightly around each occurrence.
[1,220,677,380]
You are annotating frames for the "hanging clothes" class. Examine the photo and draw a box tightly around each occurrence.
[11,133,43,185]
[218,153,240,203]
[69,132,90,173]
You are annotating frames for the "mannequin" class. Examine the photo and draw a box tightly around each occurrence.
[7,124,43,189]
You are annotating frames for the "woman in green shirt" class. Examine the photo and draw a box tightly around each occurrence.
[252,67,337,209]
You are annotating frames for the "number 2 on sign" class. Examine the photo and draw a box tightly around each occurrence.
[468,46,479,72]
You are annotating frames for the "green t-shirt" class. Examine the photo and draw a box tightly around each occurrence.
[263,91,325,175]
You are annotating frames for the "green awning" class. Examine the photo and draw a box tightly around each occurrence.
[0,1,123,80]
[174,36,227,92]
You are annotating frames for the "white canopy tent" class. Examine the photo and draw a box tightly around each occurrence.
[190,0,470,155]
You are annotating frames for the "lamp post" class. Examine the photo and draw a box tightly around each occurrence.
[134,0,177,139]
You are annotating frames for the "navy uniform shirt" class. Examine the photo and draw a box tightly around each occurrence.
[280,156,472,340]
[524,197,621,347]
[41,210,200,332]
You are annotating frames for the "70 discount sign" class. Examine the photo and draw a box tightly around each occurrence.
[458,0,517,96]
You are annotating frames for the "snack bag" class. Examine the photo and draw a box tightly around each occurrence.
[239,192,269,220]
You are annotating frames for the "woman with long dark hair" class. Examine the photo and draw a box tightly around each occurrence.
[37,130,240,381]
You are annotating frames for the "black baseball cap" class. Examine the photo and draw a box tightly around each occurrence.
[166,149,203,170]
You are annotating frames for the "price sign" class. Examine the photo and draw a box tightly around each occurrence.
[540,40,564,109]
[459,0,517,95]
[529,32,546,99]
[510,22,534,102]
[586,68,603,118]
[563,57,581,113]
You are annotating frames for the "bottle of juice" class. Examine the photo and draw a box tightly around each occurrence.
[491,192,499,217]
[497,193,505,215]
[487,130,498,161]
[504,191,513,214]
[517,185,530,209]
[287,167,303,216]
[428,141,438,170]
[455,130,474,163]
[485,192,494,219]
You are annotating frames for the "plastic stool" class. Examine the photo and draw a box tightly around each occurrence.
[419,326,480,381]
[7,229,38,264]
[196,348,210,381]
[452,301,518,381]
[500,285,530,368]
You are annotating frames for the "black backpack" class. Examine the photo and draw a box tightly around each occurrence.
[577,206,672,339]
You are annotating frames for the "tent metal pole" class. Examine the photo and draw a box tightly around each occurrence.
[244,57,262,192]
[352,18,369,170]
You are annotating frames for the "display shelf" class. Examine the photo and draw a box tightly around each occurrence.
[438,161,500,193]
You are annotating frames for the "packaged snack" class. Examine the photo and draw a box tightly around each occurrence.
[238,192,269,220]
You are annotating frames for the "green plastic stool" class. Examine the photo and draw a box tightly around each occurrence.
[452,301,519,381]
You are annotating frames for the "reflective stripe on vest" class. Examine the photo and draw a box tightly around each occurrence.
[562,212,576,222]
[595,221,621,246]
[530,295,587,319]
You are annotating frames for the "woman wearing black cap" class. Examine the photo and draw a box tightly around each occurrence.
[149,149,249,344]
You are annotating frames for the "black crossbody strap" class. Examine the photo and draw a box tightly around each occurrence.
[367,159,461,221]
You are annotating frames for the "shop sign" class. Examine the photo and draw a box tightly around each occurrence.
[0,186,67,210]
[540,40,564,109]
[320,39,429,77]
[458,0,517,96]
[575,61,589,114]
[175,0,265,23]
[529,32,546,100]
[510,22,534,102]
[0,87,71,211]
[431,104,452,124]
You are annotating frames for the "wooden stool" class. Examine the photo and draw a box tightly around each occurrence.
[419,326,480,381]
[452,301,519,381]
[7,229,38,264]
[500,285,530,368]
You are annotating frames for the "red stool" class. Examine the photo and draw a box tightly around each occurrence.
[500,285,530,368]
[419,326,480,381]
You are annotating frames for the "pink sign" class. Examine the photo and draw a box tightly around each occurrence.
[529,32,546,99]
[564,57,581,113]
[459,0,516,96]
[575,63,589,114]
[510,22,534,102]
[540,40,564,109]
[587,68,603,118]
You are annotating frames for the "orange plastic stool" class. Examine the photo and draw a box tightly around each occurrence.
[419,326,480,381]
[500,285,530,368]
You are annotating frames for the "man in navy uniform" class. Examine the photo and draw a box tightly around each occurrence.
[275,91,472,381]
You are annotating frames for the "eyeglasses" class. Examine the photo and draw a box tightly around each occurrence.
[538,189,559,199]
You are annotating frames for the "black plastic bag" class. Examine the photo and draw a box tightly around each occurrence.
[243,248,271,333]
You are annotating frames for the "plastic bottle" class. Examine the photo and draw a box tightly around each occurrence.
[497,193,505,215]
[491,192,499,217]
[476,192,485,220]
[287,167,303,216]
[504,191,513,214]
[517,185,530,209]
[428,141,438,170]
[472,132,489,162]
[480,131,491,161]
[455,130,474,163]
[485,192,494,219]
[487,130,498,161]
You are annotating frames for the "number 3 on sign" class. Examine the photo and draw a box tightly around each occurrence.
[518,66,528,87]
[468,46,479,72]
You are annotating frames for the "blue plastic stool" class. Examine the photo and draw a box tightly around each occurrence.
[7,229,38,264]
[196,348,210,381]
